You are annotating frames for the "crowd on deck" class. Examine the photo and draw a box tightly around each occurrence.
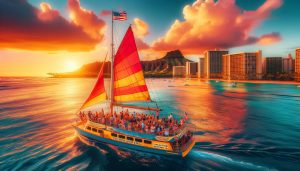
[78,109,188,136]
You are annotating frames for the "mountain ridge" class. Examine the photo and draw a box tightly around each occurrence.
[48,50,190,78]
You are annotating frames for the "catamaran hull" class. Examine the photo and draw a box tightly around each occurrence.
[75,127,194,157]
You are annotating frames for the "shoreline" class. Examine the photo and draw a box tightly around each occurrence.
[207,79,300,85]
[1,76,299,85]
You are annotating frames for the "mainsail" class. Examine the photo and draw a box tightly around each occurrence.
[113,26,150,102]
[81,61,107,109]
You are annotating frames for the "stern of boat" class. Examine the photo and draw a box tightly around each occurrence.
[181,137,195,157]
[170,130,196,157]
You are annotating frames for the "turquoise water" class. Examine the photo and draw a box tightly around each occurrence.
[0,78,300,171]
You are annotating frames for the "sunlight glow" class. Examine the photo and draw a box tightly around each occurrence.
[64,60,79,72]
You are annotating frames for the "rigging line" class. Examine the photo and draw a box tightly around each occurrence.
[101,52,109,112]
[114,22,123,51]
[108,45,112,100]
[96,52,110,112]
[148,78,161,110]
[115,24,150,103]
[130,38,150,101]
[104,47,110,111]
[114,27,120,50]
[113,23,132,102]
[115,25,152,107]
[75,51,109,118]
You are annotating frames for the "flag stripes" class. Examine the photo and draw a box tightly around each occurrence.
[113,11,127,21]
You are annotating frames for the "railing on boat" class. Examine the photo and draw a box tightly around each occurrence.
[86,119,187,137]
[172,135,194,152]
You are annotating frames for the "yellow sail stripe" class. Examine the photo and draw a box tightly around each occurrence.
[81,93,107,109]
[114,91,150,102]
[114,71,145,88]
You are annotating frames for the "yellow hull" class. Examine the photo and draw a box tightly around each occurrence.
[74,121,195,157]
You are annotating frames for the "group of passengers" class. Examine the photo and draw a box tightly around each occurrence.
[78,109,188,136]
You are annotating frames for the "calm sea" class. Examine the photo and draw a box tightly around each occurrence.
[0,77,300,171]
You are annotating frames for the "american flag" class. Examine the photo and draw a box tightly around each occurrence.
[113,11,127,21]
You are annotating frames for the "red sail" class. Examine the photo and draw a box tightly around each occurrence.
[81,61,107,109]
[113,26,150,102]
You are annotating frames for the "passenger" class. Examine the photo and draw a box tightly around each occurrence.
[83,109,186,136]
[168,113,173,120]
[150,125,155,134]
[156,126,161,133]
[128,122,132,131]
[184,112,188,121]
[180,118,184,125]
[141,121,145,132]
[164,128,169,136]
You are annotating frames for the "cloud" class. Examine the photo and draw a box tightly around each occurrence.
[132,18,150,51]
[38,2,59,21]
[99,10,112,16]
[132,18,149,39]
[258,32,281,45]
[68,0,105,40]
[0,0,105,51]
[152,0,283,54]
[135,38,150,50]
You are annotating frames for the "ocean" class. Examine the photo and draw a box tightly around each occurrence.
[0,77,300,171]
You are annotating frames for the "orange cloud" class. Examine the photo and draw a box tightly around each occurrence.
[132,18,149,38]
[68,0,105,40]
[258,32,281,45]
[152,0,283,55]
[132,18,150,51]
[37,3,59,21]
[135,38,150,51]
[0,0,105,51]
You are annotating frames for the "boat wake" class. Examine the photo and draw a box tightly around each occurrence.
[190,150,277,171]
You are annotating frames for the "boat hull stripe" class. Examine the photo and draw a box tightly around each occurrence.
[75,127,181,156]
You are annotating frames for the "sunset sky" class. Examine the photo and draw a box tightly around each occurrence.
[0,0,299,76]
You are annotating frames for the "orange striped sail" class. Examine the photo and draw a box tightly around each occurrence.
[113,26,150,102]
[81,61,107,109]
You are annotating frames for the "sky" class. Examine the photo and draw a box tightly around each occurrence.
[0,0,299,76]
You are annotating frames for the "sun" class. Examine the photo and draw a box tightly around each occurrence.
[64,60,79,72]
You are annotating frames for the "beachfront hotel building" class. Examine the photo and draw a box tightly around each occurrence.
[222,50,262,80]
[203,50,229,79]
[198,57,205,78]
[296,48,300,81]
[283,54,295,74]
[173,66,186,78]
[185,62,198,78]
[264,57,283,74]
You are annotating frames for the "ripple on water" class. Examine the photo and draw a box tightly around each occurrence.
[1,78,300,170]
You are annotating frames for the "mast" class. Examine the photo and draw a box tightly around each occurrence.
[110,10,114,115]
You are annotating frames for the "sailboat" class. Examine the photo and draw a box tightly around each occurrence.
[73,12,195,157]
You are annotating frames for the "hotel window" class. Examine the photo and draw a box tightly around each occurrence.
[92,128,97,132]
[127,137,134,141]
[87,126,91,130]
[111,133,118,137]
[98,130,103,133]
[118,135,125,139]
[135,138,142,143]
[144,140,152,144]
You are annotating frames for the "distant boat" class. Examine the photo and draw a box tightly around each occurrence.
[74,12,195,158]
[215,80,220,83]
[297,85,300,88]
